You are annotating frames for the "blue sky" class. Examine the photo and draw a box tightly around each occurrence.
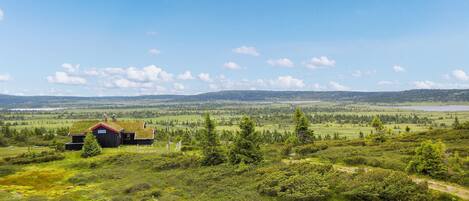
[0,0,469,96]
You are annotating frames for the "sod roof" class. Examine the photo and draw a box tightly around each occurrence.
[69,120,154,140]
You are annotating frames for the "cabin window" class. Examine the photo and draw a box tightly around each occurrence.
[97,129,107,134]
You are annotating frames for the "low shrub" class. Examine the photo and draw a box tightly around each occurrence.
[180,145,198,152]
[3,151,64,165]
[294,144,328,156]
[153,154,200,171]
[343,156,367,165]
[68,173,98,186]
[257,167,331,201]
[124,182,152,194]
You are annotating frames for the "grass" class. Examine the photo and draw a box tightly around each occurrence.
[0,102,468,200]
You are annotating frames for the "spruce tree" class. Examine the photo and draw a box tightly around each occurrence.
[81,133,102,158]
[371,116,384,132]
[293,107,314,144]
[453,116,461,129]
[229,116,263,164]
[200,113,225,166]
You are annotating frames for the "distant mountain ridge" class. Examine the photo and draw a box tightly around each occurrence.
[1,89,469,108]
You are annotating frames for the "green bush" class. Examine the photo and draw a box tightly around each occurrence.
[258,170,331,201]
[294,144,328,156]
[343,156,367,165]
[406,140,447,179]
[3,151,64,165]
[339,169,432,201]
[124,183,152,194]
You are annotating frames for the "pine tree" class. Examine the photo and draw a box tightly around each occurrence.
[81,133,102,158]
[200,113,225,166]
[228,116,263,164]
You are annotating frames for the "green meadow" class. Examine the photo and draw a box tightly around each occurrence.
[0,102,468,200]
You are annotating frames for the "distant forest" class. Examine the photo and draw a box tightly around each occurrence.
[1,89,469,108]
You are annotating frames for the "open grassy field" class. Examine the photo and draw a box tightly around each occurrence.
[0,101,468,200]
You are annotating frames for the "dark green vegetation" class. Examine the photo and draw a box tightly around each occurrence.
[1,89,469,107]
[0,101,468,200]
[81,133,102,158]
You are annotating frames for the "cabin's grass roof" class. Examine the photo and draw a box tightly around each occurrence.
[69,120,154,140]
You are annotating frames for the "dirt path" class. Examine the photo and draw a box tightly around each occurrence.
[282,158,469,200]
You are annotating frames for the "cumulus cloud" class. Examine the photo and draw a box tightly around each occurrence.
[304,56,336,69]
[106,65,173,82]
[148,48,161,55]
[232,46,259,56]
[0,74,11,81]
[267,58,294,68]
[0,8,3,21]
[177,71,195,80]
[271,76,305,89]
[393,65,406,73]
[413,81,436,89]
[173,83,185,90]
[329,81,349,91]
[84,69,100,76]
[452,69,469,81]
[198,73,212,82]
[62,63,80,74]
[47,72,87,85]
[223,61,241,70]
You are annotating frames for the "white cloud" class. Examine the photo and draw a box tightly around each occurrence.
[304,56,336,69]
[84,69,100,76]
[0,8,4,21]
[223,61,241,70]
[177,71,195,80]
[148,48,161,55]
[271,76,305,89]
[443,74,451,80]
[120,65,173,82]
[0,74,11,81]
[378,80,397,85]
[113,78,141,88]
[232,46,259,56]
[413,81,436,89]
[393,65,406,73]
[62,63,80,74]
[47,72,87,85]
[173,83,185,90]
[329,81,349,91]
[267,58,294,68]
[452,69,469,81]
[198,73,212,82]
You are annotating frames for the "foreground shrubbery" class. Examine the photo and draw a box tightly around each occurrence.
[257,163,333,201]
[257,162,436,201]
[2,151,64,165]
[294,144,328,156]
